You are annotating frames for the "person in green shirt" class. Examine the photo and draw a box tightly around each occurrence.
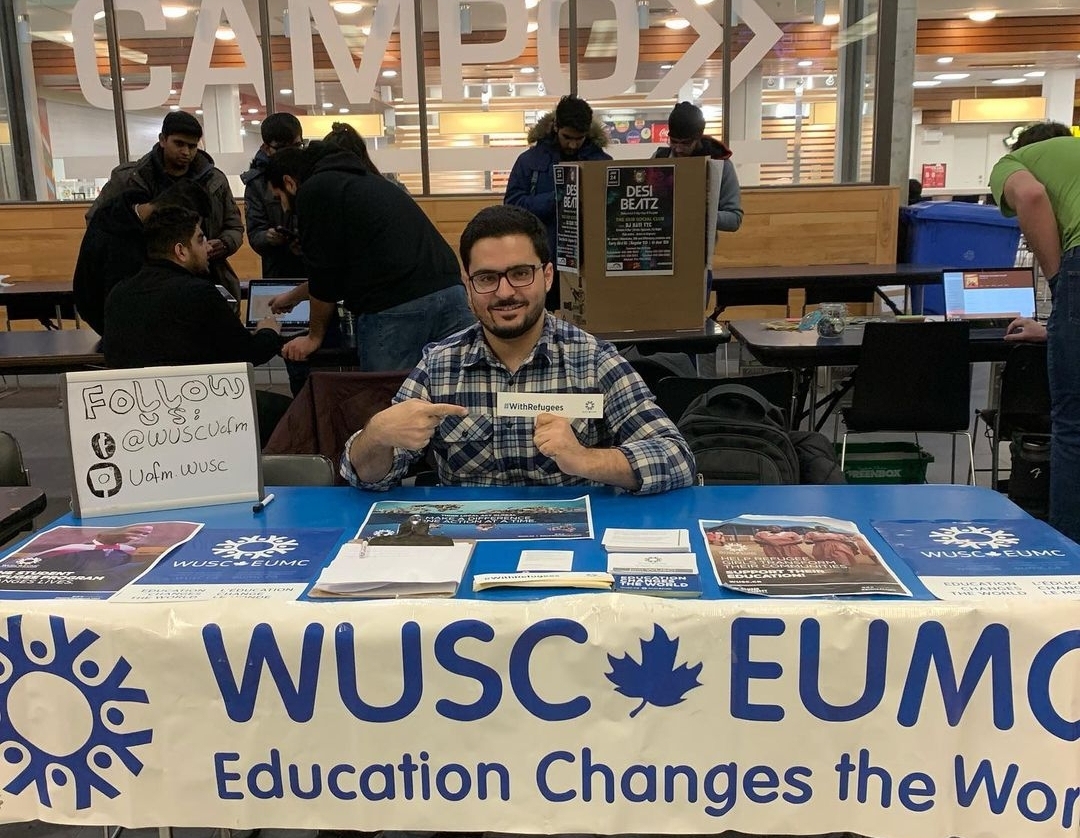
[989,121,1080,542]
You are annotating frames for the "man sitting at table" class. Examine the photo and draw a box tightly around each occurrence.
[343,204,696,494]
[104,206,289,446]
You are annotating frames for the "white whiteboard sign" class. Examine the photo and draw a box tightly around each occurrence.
[62,363,263,518]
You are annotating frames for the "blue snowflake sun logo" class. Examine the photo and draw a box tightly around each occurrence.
[0,615,151,808]
[606,624,702,718]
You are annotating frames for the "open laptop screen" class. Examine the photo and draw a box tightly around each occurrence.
[942,267,1036,321]
[245,279,311,329]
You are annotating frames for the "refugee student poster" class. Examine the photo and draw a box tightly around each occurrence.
[604,164,675,276]
[62,363,262,518]
[554,163,581,272]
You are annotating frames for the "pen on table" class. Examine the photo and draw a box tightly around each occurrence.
[252,493,276,513]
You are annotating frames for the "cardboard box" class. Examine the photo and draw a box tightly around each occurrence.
[556,157,710,332]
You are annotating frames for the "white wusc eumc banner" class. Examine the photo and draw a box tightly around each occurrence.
[0,596,1078,837]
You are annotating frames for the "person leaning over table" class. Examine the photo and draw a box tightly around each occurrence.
[342,204,696,494]
[990,120,1080,543]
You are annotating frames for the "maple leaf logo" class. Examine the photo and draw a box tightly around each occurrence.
[605,624,703,718]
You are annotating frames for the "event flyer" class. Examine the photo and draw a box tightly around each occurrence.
[873,518,1080,599]
[604,164,675,275]
[0,521,202,597]
[554,163,580,272]
[700,514,911,597]
[110,527,345,602]
[358,497,594,541]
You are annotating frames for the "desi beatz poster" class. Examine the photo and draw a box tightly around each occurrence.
[604,165,675,276]
[554,164,581,272]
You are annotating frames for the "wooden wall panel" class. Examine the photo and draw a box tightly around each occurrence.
[0,186,898,286]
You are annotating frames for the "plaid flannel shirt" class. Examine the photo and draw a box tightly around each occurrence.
[342,314,695,494]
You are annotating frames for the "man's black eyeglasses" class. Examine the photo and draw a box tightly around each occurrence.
[468,264,544,294]
[270,138,306,151]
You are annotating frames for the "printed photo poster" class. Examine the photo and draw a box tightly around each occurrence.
[605,165,675,276]
[0,521,202,598]
[873,518,1080,599]
[554,164,581,272]
[109,527,346,602]
[699,514,911,597]
[358,497,594,541]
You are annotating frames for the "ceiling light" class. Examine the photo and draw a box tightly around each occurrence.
[62,32,73,42]
[527,21,538,32]
[215,26,235,40]
[660,63,674,70]
[194,108,202,114]
[934,72,970,81]
[251,120,261,126]
[521,66,535,74]
[797,59,812,67]
[247,107,258,113]
[695,0,715,4]
[322,102,334,108]
[169,88,177,94]
[331,1,364,13]
[339,107,350,113]
[665,17,690,29]
[912,80,941,88]
[1024,70,1046,78]
[94,11,105,21]
[382,69,397,78]
[360,25,371,35]
[992,78,1026,85]
[967,10,997,22]
[937,56,953,64]
[161,4,189,18]
[822,13,840,26]
[525,0,539,7]
[280,88,293,95]
[169,104,180,110]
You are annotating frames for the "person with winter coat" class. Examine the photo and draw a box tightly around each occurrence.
[504,95,611,311]
[240,112,306,279]
[86,111,245,301]
[652,100,743,233]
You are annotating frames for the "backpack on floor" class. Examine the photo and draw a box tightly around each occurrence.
[676,383,800,485]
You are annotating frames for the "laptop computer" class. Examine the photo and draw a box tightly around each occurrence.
[942,267,1037,340]
[245,279,310,336]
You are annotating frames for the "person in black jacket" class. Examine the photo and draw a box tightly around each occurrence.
[240,112,306,279]
[72,180,212,336]
[264,142,475,371]
[104,207,288,445]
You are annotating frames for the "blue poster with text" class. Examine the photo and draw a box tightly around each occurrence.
[130,528,344,586]
[873,519,1080,576]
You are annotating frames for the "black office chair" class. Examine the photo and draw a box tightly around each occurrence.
[653,370,797,427]
[0,431,34,541]
[840,321,974,483]
[972,343,1050,490]
[627,355,697,395]
[261,454,336,486]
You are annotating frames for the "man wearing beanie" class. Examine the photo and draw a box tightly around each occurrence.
[86,110,244,301]
[653,101,743,233]
[505,95,612,311]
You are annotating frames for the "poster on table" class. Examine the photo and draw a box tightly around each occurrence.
[0,521,201,597]
[1,594,1079,837]
[554,163,581,272]
[357,497,594,540]
[604,164,675,276]
[873,518,1080,599]
[109,527,346,602]
[62,363,263,517]
[700,514,911,597]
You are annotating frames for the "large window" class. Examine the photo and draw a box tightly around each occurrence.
[11,0,893,202]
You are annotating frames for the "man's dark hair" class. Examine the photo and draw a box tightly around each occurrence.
[459,205,550,272]
[261,112,303,148]
[264,142,340,189]
[323,122,383,176]
[151,180,212,224]
[143,206,201,261]
[554,95,593,134]
[908,178,923,203]
[1014,121,1073,150]
[160,110,203,139]
[668,101,706,139]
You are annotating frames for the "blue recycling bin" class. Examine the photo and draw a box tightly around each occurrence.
[900,201,1022,314]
